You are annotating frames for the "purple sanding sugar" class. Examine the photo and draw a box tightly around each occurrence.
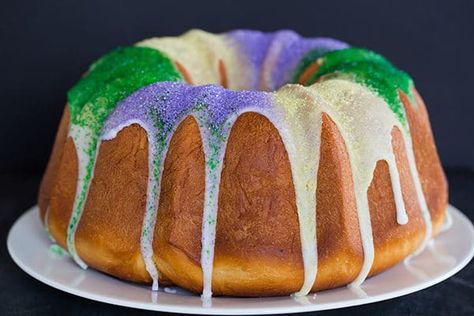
[268,32,349,90]
[102,81,273,138]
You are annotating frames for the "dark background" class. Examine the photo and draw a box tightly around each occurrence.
[1,0,473,315]
[1,0,474,173]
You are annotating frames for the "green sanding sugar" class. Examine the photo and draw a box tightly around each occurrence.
[311,48,392,78]
[296,48,414,125]
[67,46,183,133]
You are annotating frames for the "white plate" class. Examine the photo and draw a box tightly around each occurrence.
[7,205,474,315]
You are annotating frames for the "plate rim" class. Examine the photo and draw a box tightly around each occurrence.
[7,204,474,315]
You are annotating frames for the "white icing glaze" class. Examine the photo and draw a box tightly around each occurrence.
[67,124,101,270]
[307,79,409,287]
[196,112,236,299]
[402,134,433,256]
[272,85,322,296]
[387,152,409,225]
[140,122,166,292]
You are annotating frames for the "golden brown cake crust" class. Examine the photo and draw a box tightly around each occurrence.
[41,88,447,296]
[38,106,70,223]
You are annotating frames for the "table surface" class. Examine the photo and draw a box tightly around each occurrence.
[1,168,473,316]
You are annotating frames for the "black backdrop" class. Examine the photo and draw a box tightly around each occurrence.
[1,0,474,174]
[1,1,474,316]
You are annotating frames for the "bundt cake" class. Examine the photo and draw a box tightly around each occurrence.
[38,29,448,297]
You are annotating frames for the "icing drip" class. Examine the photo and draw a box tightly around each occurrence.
[142,125,167,292]
[387,151,409,225]
[67,125,99,268]
[402,134,433,255]
[272,86,322,296]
